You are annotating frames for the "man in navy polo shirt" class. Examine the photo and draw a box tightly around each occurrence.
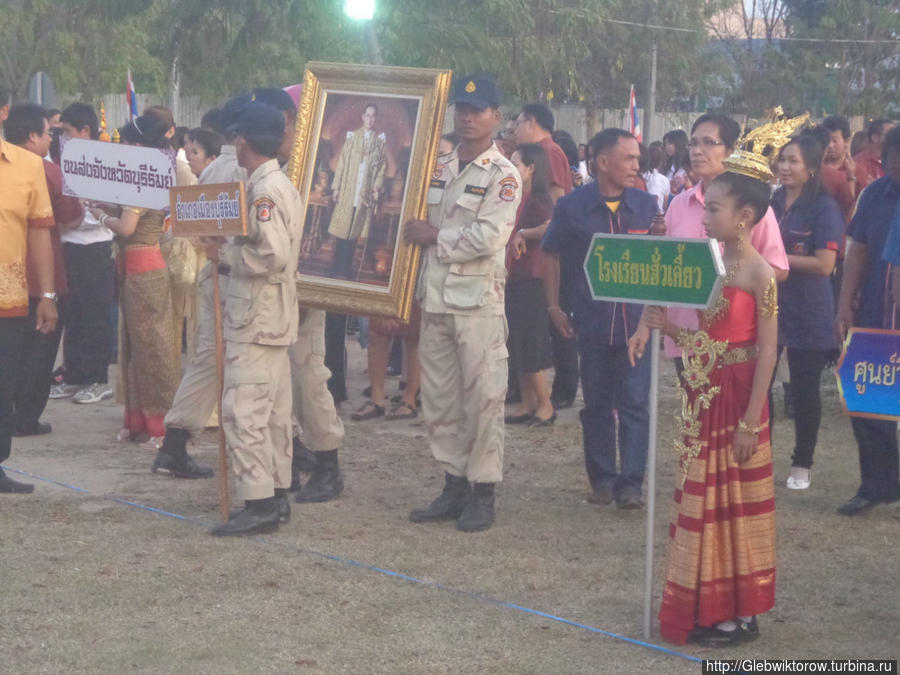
[835,125,900,516]
[542,128,656,508]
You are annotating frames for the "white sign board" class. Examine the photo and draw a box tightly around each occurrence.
[60,137,176,210]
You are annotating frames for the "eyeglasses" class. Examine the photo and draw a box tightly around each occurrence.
[688,138,725,149]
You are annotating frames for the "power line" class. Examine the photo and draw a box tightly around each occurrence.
[595,15,900,44]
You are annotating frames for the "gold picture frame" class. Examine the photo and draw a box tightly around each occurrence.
[287,62,452,320]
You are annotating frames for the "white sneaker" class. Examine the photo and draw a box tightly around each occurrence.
[786,467,811,490]
[49,383,80,399]
[73,383,113,404]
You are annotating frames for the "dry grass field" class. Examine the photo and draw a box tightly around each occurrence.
[2,344,898,673]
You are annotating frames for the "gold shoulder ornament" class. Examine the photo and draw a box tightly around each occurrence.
[759,276,778,318]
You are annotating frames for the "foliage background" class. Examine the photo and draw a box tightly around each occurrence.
[1,0,896,116]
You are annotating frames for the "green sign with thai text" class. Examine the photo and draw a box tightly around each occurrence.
[583,234,725,309]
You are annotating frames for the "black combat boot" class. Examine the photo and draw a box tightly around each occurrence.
[275,488,291,524]
[295,449,343,503]
[456,482,495,532]
[409,473,471,523]
[290,437,318,491]
[151,427,214,479]
[211,497,279,536]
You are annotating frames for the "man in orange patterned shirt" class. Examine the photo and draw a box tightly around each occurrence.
[0,132,58,493]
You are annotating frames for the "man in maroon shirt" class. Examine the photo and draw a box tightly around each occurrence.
[854,118,895,191]
[514,103,573,202]
[513,103,579,409]
[6,103,84,436]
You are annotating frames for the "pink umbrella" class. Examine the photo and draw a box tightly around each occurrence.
[283,84,303,108]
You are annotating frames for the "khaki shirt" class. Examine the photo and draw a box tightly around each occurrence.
[199,145,246,185]
[416,143,521,316]
[221,159,302,346]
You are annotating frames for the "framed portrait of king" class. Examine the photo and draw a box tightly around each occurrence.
[287,62,452,320]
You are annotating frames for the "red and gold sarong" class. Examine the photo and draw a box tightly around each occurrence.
[659,287,776,644]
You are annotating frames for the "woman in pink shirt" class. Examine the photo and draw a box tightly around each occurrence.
[653,114,789,374]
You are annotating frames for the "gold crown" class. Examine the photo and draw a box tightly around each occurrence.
[723,106,810,182]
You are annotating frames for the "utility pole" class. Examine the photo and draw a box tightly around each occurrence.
[647,41,658,143]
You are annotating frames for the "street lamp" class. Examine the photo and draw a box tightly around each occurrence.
[344,0,375,20]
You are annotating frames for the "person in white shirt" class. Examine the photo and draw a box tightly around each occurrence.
[49,103,115,405]
[642,141,671,212]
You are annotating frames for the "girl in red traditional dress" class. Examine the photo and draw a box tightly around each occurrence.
[631,170,779,647]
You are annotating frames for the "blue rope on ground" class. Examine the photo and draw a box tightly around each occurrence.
[2,464,702,665]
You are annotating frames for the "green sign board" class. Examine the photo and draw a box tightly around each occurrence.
[583,234,725,308]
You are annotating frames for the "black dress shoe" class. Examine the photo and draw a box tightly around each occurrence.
[616,488,644,510]
[12,422,52,437]
[151,450,214,479]
[211,504,279,536]
[837,494,881,516]
[696,618,759,648]
[295,457,343,503]
[527,413,556,428]
[0,472,35,493]
[504,410,535,424]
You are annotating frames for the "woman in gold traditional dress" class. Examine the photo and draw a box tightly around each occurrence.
[89,115,179,444]
[631,170,779,647]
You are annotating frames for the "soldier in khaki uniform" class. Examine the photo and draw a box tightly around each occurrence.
[151,95,251,480]
[208,102,302,536]
[250,87,346,501]
[404,76,521,532]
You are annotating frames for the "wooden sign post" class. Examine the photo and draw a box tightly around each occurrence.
[169,183,247,523]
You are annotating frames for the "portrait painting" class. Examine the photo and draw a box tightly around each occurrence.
[288,62,452,320]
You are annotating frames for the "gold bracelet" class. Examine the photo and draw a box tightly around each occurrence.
[738,419,764,435]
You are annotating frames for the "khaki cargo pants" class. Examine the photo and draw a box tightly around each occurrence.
[222,341,292,501]
[418,311,507,483]
[288,309,344,451]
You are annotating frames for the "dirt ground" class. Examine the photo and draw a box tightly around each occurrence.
[2,341,899,674]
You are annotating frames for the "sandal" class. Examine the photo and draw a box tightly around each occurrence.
[391,391,421,407]
[386,402,418,420]
[351,400,385,421]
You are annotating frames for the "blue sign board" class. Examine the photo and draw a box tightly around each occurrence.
[835,328,900,421]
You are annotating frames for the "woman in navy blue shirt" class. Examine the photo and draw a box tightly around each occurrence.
[772,133,843,490]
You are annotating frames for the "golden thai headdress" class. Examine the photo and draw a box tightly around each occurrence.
[723,106,811,182]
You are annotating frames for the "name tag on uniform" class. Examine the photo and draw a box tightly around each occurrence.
[464,184,487,197]
[429,179,446,189]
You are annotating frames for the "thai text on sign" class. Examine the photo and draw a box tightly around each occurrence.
[836,328,900,421]
[583,234,725,308]
[169,182,247,237]
[59,136,176,210]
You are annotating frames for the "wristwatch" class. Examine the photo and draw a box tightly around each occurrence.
[41,292,58,303]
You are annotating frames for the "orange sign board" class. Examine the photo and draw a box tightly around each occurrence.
[169,182,247,237]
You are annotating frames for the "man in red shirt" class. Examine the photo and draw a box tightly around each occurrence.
[822,116,858,206]
[513,103,578,409]
[514,103,573,202]
[5,104,83,437]
[854,118,895,191]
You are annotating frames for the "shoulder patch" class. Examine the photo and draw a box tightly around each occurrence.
[432,163,444,179]
[499,176,518,202]
[254,196,275,222]
[481,157,491,165]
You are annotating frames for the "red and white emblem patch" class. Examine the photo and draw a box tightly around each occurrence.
[254,197,275,222]
[432,163,444,179]
[498,176,518,202]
